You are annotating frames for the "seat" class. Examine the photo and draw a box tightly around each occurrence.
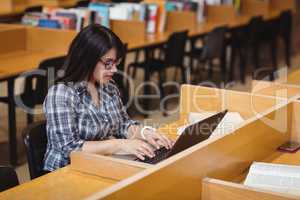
[251,16,279,80]
[0,166,19,192]
[14,56,65,125]
[23,120,48,180]
[229,16,279,82]
[187,26,228,83]
[127,30,188,115]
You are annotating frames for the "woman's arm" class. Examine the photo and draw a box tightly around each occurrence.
[82,138,155,160]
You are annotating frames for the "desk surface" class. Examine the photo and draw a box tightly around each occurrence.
[1,114,299,199]
[0,166,117,200]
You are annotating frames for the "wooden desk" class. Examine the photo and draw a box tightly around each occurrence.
[0,166,117,200]
[286,69,300,85]
[0,25,75,165]
[2,84,298,199]
[202,148,300,200]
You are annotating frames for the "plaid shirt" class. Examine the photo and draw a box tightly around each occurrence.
[43,81,137,171]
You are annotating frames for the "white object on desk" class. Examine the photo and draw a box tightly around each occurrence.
[244,162,300,196]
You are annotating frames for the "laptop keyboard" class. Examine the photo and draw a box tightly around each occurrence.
[136,147,171,164]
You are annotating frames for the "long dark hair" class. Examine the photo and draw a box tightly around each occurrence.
[58,24,125,83]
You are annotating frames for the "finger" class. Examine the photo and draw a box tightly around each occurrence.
[134,151,145,160]
[137,146,152,158]
[156,135,170,149]
[142,143,155,157]
[162,135,173,149]
[155,139,165,148]
[147,137,160,149]
[139,145,154,158]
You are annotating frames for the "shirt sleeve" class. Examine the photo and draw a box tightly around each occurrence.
[44,84,84,160]
[111,84,139,139]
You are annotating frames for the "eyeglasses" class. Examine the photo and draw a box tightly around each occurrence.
[99,58,121,70]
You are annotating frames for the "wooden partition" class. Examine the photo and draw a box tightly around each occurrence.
[0,25,75,79]
[179,84,286,119]
[110,20,146,46]
[283,69,300,85]
[70,152,150,181]
[251,80,300,99]
[1,0,27,10]
[241,0,269,17]
[28,0,77,7]
[270,0,296,13]
[25,27,76,53]
[0,27,26,55]
[251,80,300,143]
[202,178,300,200]
[206,5,237,23]
[165,11,197,33]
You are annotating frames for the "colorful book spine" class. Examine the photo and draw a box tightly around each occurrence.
[88,3,110,28]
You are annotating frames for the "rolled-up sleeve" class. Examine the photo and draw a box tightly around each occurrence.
[43,84,84,170]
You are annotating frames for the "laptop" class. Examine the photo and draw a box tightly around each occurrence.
[136,110,228,164]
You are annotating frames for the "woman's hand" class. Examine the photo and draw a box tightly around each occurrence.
[119,139,155,160]
[142,129,173,150]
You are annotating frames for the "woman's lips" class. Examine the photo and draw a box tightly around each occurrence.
[105,75,113,79]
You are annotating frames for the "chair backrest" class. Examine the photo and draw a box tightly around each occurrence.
[24,56,66,105]
[75,0,90,7]
[279,10,292,37]
[0,166,19,192]
[113,44,129,105]
[23,121,48,179]
[165,30,188,66]
[247,16,265,42]
[201,26,228,60]
[25,5,43,13]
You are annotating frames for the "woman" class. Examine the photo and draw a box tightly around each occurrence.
[43,24,173,171]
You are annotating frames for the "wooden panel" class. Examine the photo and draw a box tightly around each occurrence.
[291,101,300,142]
[0,28,26,55]
[165,11,197,33]
[0,166,117,200]
[28,0,77,7]
[202,178,300,200]
[179,84,284,119]
[286,69,300,85]
[87,101,293,199]
[110,20,146,45]
[241,0,269,17]
[70,152,149,181]
[251,80,300,99]
[25,27,76,53]
[0,0,12,12]
[270,0,296,13]
[206,5,237,23]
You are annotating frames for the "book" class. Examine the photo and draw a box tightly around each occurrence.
[244,162,300,197]
[89,3,111,28]
[145,4,158,33]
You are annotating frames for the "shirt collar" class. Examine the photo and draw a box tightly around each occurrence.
[73,81,116,96]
